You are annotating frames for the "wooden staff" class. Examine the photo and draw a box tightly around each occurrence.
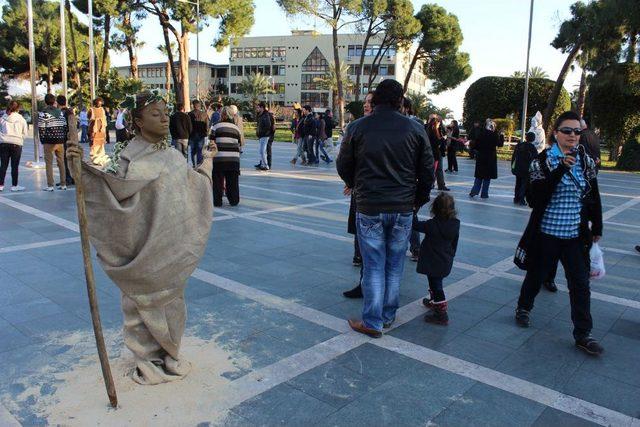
[71,149,118,408]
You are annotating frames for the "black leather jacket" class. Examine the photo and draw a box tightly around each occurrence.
[337,105,434,215]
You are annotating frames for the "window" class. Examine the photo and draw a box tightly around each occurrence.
[278,65,286,76]
[249,47,257,58]
[211,68,216,78]
[257,65,266,75]
[301,74,325,90]
[257,47,265,58]
[244,66,251,75]
[301,92,329,107]
[263,65,272,76]
[347,65,361,75]
[217,68,227,78]
[302,47,328,72]
[274,83,285,94]
[272,46,286,58]
[230,83,239,93]
[230,47,243,59]
[264,47,272,58]
[231,66,243,76]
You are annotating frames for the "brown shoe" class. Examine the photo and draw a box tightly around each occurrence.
[348,319,382,338]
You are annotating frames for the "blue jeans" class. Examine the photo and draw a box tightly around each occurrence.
[189,137,205,166]
[470,178,491,198]
[357,212,413,331]
[258,136,269,168]
[80,125,88,144]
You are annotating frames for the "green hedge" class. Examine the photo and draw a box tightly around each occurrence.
[463,76,571,133]
[590,63,640,163]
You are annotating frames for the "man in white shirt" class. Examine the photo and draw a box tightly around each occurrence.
[115,108,129,143]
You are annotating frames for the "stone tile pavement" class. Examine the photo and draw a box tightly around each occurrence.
[0,138,639,426]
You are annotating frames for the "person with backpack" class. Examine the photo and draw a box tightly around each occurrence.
[0,101,28,192]
[39,93,68,191]
[413,192,460,325]
[512,131,538,205]
[189,100,209,167]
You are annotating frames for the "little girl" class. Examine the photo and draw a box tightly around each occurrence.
[413,192,460,325]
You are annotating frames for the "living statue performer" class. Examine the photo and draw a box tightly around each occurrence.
[67,91,216,385]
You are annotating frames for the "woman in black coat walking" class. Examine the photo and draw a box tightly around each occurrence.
[469,119,504,198]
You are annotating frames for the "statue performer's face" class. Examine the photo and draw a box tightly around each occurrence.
[136,100,170,143]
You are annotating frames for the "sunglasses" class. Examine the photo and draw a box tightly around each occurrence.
[557,127,582,136]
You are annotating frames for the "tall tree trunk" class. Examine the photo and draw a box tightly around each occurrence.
[354,21,373,102]
[122,12,138,78]
[576,66,588,117]
[158,14,181,105]
[367,35,390,87]
[332,29,344,127]
[178,26,190,109]
[65,0,83,105]
[165,59,170,94]
[403,47,422,93]
[542,43,581,133]
[100,14,111,76]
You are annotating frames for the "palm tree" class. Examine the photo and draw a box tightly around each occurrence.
[313,63,354,111]
[528,66,549,79]
[511,67,548,79]
[405,92,428,119]
[238,73,274,108]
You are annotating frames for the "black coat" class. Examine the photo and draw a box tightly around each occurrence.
[337,105,434,215]
[413,217,460,278]
[472,129,503,179]
[512,141,538,177]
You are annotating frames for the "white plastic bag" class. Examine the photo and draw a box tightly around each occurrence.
[589,243,606,279]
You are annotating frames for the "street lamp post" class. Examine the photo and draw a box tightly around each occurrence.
[178,0,200,100]
[60,0,68,98]
[520,0,535,142]
[26,0,44,168]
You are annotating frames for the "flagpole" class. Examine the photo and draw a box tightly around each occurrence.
[88,0,96,101]
[26,0,45,169]
[520,0,535,142]
[60,0,68,99]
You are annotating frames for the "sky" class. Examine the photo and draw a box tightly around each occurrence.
[4,0,583,118]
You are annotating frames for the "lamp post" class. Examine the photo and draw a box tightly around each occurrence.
[26,0,44,168]
[520,0,535,142]
[267,75,274,109]
[88,0,96,101]
[178,0,200,100]
[60,0,68,98]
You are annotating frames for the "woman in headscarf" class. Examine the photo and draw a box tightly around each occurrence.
[469,119,504,199]
[67,91,216,385]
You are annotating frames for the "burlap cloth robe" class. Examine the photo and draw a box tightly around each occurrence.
[76,137,213,385]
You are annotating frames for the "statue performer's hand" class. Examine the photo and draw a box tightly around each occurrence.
[66,145,83,162]
[202,142,218,159]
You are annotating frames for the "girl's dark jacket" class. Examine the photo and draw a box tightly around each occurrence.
[515,146,602,270]
[413,217,460,278]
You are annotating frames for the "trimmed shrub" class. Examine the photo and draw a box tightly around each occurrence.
[463,76,571,133]
[493,117,516,141]
[590,63,640,162]
[615,125,640,171]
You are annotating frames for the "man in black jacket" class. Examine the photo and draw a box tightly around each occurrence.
[299,105,317,164]
[255,102,271,170]
[170,103,192,159]
[337,79,434,338]
[514,111,604,356]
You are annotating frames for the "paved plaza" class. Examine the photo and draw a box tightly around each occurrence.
[1,138,639,426]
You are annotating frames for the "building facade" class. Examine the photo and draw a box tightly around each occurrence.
[228,30,428,109]
[115,60,228,100]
